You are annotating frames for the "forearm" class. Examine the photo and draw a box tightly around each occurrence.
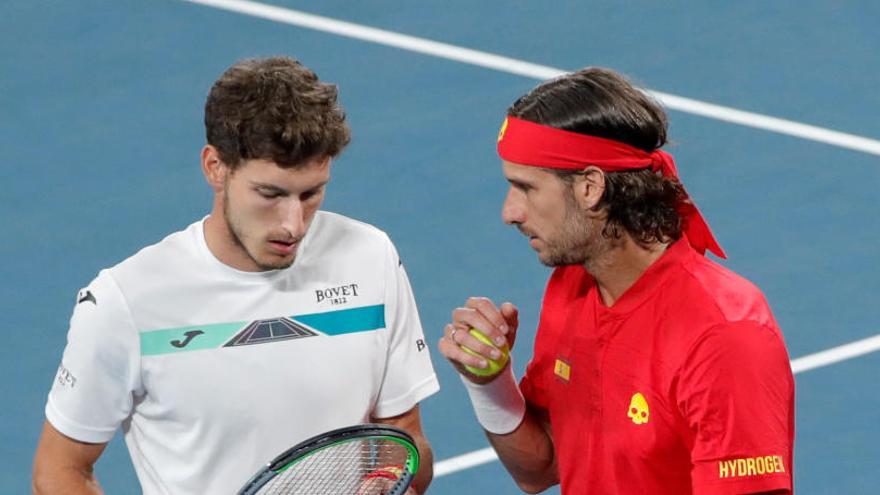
[486,408,558,494]
[410,432,434,494]
[33,422,107,495]
[442,299,558,491]
[371,406,433,494]
[459,366,559,493]
[32,466,103,495]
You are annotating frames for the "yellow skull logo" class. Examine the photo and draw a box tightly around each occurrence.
[627,392,649,425]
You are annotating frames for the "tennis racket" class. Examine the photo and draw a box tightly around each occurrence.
[238,424,419,495]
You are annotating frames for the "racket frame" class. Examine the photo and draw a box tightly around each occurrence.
[238,423,419,495]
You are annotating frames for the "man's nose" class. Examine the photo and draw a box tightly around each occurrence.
[501,189,523,225]
[280,199,306,238]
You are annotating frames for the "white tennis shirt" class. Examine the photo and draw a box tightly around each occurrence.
[45,211,440,494]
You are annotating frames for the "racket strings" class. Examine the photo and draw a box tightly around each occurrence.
[257,438,411,494]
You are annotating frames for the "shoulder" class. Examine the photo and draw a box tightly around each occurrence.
[669,256,790,372]
[306,211,396,257]
[656,249,789,374]
[313,210,390,240]
[72,221,198,329]
[686,319,790,368]
[68,268,138,346]
[673,253,776,329]
[107,220,202,284]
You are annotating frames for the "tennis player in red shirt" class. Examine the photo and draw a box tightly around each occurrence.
[438,67,794,494]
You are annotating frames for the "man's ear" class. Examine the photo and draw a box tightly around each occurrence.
[570,166,606,210]
[201,145,228,192]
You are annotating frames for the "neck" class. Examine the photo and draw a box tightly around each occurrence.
[203,202,257,272]
[584,234,668,307]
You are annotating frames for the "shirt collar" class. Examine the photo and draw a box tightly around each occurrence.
[593,236,695,316]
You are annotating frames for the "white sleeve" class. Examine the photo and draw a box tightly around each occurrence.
[45,270,141,443]
[371,237,440,418]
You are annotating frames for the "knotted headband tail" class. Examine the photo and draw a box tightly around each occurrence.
[497,116,725,258]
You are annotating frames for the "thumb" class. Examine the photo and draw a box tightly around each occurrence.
[500,302,519,348]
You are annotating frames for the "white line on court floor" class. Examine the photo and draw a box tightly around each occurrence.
[434,333,880,477]
[182,0,880,157]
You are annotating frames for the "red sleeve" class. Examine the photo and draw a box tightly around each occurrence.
[676,320,795,495]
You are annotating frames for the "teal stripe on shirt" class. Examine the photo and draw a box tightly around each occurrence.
[140,304,386,356]
[294,304,385,336]
[140,321,245,356]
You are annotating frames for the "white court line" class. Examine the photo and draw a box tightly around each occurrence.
[434,447,499,478]
[182,0,880,157]
[179,0,880,477]
[434,333,880,477]
[789,333,880,374]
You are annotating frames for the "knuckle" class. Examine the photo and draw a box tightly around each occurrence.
[452,307,474,321]
[466,296,491,308]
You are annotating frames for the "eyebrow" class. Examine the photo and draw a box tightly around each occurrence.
[506,177,532,190]
[252,180,330,195]
[253,183,289,195]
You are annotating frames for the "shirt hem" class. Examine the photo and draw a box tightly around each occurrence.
[45,398,117,444]
[371,374,440,418]
[693,476,791,495]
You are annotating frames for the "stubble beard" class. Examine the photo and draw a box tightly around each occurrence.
[223,189,296,272]
[539,193,609,268]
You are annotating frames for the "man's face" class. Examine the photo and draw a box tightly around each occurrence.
[501,161,604,266]
[220,156,330,271]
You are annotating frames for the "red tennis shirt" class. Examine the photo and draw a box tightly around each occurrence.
[520,239,794,494]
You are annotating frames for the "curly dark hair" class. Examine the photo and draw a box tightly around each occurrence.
[507,67,687,246]
[204,56,350,168]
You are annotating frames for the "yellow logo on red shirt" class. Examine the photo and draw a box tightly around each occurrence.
[497,117,509,142]
[627,393,649,425]
[718,455,785,479]
[554,359,570,381]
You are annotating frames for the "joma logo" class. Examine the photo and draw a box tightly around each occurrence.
[316,283,359,305]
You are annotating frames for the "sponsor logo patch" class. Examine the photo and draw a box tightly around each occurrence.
[55,364,77,389]
[225,317,318,347]
[170,330,204,348]
[554,358,571,381]
[719,455,786,478]
[497,117,509,142]
[315,283,360,306]
[77,289,97,305]
[627,392,650,425]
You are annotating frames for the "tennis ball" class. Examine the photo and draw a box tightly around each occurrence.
[462,328,510,377]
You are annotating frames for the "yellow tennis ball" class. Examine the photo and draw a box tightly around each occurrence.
[462,328,510,377]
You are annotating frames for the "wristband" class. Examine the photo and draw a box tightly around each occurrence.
[363,464,405,481]
[460,363,526,434]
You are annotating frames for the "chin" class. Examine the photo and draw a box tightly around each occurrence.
[537,253,559,267]
[253,254,297,271]
[256,261,294,271]
[539,250,585,267]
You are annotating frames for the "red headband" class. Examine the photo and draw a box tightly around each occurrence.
[497,116,725,258]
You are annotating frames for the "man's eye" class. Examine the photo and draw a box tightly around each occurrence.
[258,190,282,199]
[302,188,323,201]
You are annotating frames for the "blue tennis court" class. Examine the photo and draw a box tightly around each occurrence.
[3,1,879,493]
